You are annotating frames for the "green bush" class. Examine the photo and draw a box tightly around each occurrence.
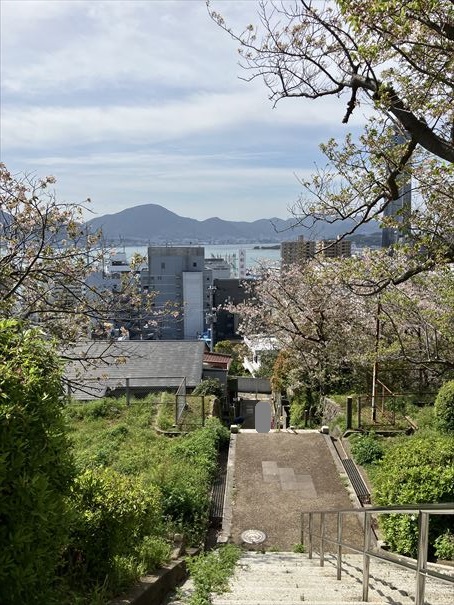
[350,433,384,465]
[68,467,164,587]
[434,531,454,561]
[374,434,454,557]
[0,320,75,605]
[193,378,224,398]
[434,380,454,433]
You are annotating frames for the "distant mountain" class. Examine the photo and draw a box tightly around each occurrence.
[85,203,379,245]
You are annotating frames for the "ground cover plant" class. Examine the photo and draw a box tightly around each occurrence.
[184,544,242,605]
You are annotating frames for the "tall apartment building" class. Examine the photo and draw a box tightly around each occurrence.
[382,130,412,248]
[141,246,211,340]
[317,238,352,258]
[281,236,316,265]
[281,235,352,265]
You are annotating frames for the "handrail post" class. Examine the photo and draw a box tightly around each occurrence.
[308,513,313,559]
[415,511,429,605]
[320,512,325,567]
[337,512,343,580]
[362,511,372,602]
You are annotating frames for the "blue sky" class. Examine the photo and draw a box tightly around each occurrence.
[1,0,364,222]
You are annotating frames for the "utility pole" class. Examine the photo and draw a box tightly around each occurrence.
[207,285,217,352]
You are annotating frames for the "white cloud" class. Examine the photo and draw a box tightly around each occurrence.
[16,149,312,221]
[2,88,353,151]
[1,0,369,222]
[1,0,256,96]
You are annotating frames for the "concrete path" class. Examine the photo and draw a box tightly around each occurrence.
[226,431,364,551]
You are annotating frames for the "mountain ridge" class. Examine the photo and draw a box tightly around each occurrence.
[85,202,379,245]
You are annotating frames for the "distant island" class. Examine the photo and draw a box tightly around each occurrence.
[253,244,281,250]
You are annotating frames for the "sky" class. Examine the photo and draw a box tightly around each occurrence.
[1,0,364,222]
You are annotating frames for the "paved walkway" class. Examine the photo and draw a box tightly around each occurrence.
[227,431,364,551]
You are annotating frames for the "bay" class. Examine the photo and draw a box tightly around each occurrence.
[121,243,281,271]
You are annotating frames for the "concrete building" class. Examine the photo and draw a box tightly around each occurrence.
[317,238,352,258]
[141,246,211,340]
[281,235,351,265]
[281,236,316,265]
[382,131,412,248]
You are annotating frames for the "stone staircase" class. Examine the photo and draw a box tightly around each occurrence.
[168,551,454,605]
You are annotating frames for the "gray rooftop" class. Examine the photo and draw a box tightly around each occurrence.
[64,340,206,400]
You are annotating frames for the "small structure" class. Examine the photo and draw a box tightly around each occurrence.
[243,335,279,376]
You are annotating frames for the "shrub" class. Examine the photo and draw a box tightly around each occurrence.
[0,320,75,605]
[434,380,454,433]
[68,467,164,586]
[193,378,224,398]
[374,434,454,557]
[434,532,454,561]
[350,433,384,465]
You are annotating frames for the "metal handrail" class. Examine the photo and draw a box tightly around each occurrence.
[300,503,454,605]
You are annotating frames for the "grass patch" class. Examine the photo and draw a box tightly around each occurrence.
[61,397,229,603]
[185,544,242,605]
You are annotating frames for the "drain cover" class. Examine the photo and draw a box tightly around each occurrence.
[241,529,267,544]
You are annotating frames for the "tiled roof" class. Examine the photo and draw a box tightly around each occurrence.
[64,340,206,399]
[203,352,232,368]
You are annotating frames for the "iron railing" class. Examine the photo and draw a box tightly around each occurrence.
[300,503,454,605]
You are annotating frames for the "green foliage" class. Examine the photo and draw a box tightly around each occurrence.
[151,419,229,544]
[434,532,454,561]
[214,341,249,376]
[66,397,158,475]
[0,320,75,605]
[374,434,454,557]
[292,543,305,553]
[68,467,165,587]
[185,544,242,605]
[193,378,224,398]
[434,380,454,433]
[254,350,278,378]
[350,433,384,465]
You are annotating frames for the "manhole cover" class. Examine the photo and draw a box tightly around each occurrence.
[241,529,267,544]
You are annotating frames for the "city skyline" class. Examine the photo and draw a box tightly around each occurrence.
[1,0,366,222]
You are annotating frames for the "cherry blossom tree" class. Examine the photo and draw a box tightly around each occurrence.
[233,255,454,398]
[233,259,376,396]
[210,0,454,286]
[0,163,152,346]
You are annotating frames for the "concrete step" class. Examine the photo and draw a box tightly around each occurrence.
[165,552,454,605]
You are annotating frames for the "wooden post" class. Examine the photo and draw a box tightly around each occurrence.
[357,396,362,428]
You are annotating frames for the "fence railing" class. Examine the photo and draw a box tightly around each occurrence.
[300,503,454,605]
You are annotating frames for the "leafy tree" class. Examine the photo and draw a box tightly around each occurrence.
[0,320,75,604]
[210,0,454,286]
[214,339,249,375]
[234,259,374,395]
